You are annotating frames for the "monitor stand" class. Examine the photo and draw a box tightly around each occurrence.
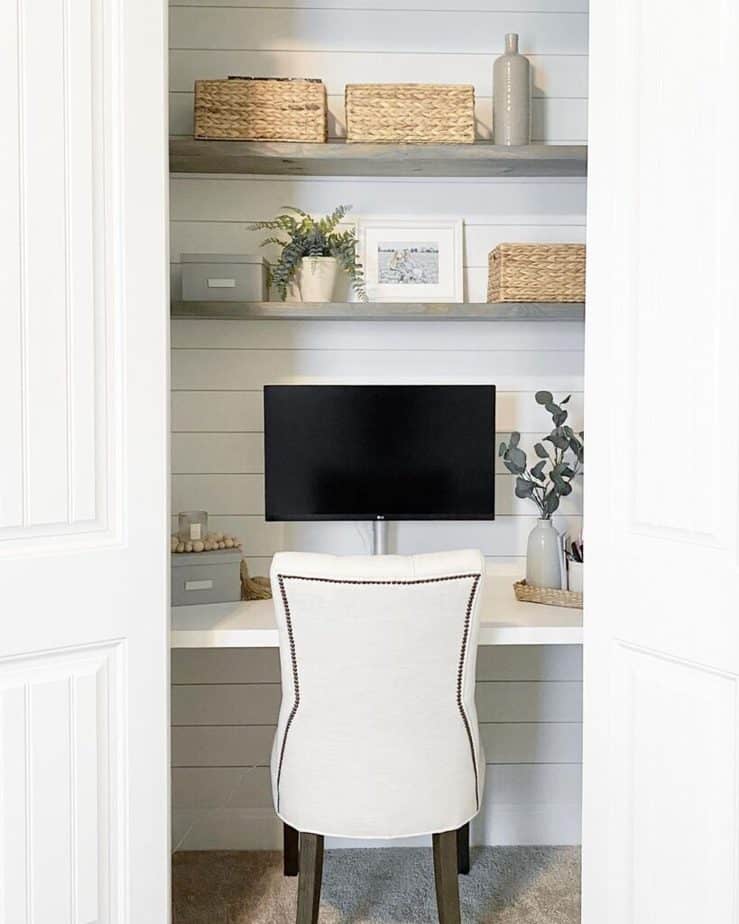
[372,520,388,555]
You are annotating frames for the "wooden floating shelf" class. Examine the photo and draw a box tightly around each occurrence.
[171,301,585,322]
[170,138,587,178]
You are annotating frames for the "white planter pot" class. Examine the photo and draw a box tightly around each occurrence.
[296,256,338,302]
[526,518,562,589]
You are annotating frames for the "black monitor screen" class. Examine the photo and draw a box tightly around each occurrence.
[264,385,495,521]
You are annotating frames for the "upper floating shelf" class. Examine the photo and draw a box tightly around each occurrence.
[169,138,587,178]
[171,301,585,322]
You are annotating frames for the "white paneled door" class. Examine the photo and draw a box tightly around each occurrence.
[583,1,739,922]
[0,0,169,921]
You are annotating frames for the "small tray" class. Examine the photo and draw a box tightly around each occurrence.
[513,580,583,610]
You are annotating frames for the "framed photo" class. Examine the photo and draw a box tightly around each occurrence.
[357,217,464,303]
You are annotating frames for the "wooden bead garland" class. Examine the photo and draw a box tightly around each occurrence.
[171,532,243,554]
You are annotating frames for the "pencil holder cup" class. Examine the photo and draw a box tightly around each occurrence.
[568,561,584,593]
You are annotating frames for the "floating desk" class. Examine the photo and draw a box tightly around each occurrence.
[171,575,583,648]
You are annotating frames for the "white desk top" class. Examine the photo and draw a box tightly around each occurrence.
[171,575,582,648]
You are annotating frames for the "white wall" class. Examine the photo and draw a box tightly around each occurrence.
[169,0,587,849]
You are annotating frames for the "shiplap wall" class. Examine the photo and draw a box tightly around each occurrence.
[172,644,584,850]
[169,0,587,849]
[169,1,588,143]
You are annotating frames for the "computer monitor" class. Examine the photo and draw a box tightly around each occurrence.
[264,385,495,521]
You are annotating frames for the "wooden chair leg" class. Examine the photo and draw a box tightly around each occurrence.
[432,830,461,924]
[284,823,299,877]
[297,832,324,924]
[456,822,470,875]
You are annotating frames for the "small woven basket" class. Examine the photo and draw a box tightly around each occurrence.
[194,77,327,142]
[240,560,272,601]
[513,580,583,610]
[488,243,586,303]
[345,84,475,144]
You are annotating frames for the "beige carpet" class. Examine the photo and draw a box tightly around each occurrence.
[173,846,581,923]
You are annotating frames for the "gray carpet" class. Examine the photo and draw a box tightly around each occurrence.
[173,847,581,923]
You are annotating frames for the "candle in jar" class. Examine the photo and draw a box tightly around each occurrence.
[178,511,208,544]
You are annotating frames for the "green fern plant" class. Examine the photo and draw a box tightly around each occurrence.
[248,205,367,301]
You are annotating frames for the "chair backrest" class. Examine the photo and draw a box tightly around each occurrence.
[269,549,485,839]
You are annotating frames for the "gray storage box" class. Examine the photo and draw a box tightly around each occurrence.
[181,253,268,302]
[171,550,242,606]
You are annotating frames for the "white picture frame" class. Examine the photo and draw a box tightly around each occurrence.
[357,217,464,303]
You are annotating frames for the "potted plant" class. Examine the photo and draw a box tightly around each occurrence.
[498,391,584,589]
[249,205,367,303]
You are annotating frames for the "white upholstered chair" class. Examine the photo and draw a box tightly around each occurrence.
[270,549,486,924]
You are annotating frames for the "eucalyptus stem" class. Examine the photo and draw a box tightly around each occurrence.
[498,391,584,519]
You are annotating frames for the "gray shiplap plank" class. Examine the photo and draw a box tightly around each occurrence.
[171,721,582,768]
[172,647,280,684]
[170,679,582,726]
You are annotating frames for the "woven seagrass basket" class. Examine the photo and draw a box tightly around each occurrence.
[345,84,475,144]
[194,77,327,142]
[487,243,586,303]
[513,580,583,609]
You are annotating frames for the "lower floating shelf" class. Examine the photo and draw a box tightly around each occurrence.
[170,301,585,322]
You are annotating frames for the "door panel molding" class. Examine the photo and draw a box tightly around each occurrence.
[0,0,123,548]
[624,0,727,547]
[610,641,738,924]
[0,640,125,924]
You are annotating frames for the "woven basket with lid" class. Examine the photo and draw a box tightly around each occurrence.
[487,243,586,303]
[194,77,327,142]
[345,84,475,144]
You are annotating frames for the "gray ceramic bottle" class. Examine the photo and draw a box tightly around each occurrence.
[493,33,531,145]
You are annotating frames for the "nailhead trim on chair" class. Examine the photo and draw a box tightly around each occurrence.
[276,574,301,812]
[278,573,480,587]
[457,574,481,810]
[274,572,483,813]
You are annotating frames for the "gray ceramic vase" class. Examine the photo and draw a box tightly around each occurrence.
[526,518,562,589]
[493,33,532,146]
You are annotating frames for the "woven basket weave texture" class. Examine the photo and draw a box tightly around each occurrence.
[194,77,327,142]
[345,83,475,144]
[513,580,583,609]
[487,243,586,303]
